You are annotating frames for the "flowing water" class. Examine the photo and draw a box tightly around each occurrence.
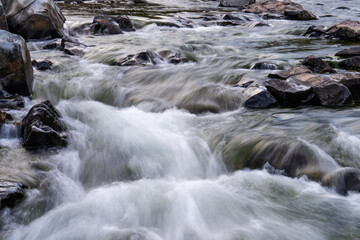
[1,0,360,239]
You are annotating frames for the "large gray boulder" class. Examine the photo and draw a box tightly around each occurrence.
[3,0,65,40]
[219,0,255,7]
[0,30,33,96]
[0,0,8,30]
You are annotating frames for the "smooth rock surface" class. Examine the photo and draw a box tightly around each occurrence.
[219,0,255,7]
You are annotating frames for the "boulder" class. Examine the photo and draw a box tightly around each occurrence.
[265,78,314,107]
[0,89,25,109]
[21,101,68,148]
[244,0,317,21]
[339,56,360,70]
[90,14,122,35]
[219,0,255,7]
[331,73,360,99]
[0,30,33,96]
[0,0,8,30]
[112,15,135,31]
[322,168,360,195]
[268,65,312,80]
[301,55,336,73]
[0,180,27,209]
[3,0,66,40]
[335,47,360,58]
[243,86,277,109]
[326,20,360,41]
[289,73,352,107]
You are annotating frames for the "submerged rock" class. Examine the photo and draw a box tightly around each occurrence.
[244,0,317,21]
[0,1,8,31]
[268,66,312,80]
[335,47,360,58]
[21,101,68,148]
[219,0,255,7]
[322,168,360,195]
[3,0,66,39]
[0,180,27,209]
[251,62,279,70]
[43,38,85,57]
[0,30,34,96]
[32,60,53,71]
[0,89,24,109]
[301,55,336,74]
[243,86,277,109]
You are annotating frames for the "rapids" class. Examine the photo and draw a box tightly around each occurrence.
[1,0,360,239]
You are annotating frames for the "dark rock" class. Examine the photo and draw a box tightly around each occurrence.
[325,20,360,41]
[3,0,66,40]
[32,60,53,71]
[0,180,27,209]
[64,0,83,3]
[244,0,317,21]
[304,25,327,38]
[0,30,33,96]
[0,89,24,109]
[114,50,188,66]
[268,66,312,80]
[331,73,360,99]
[335,47,360,58]
[21,101,68,148]
[302,55,336,73]
[90,14,122,35]
[112,15,135,31]
[283,10,317,21]
[237,78,255,88]
[265,78,314,107]
[243,86,277,109]
[336,6,350,10]
[219,0,255,7]
[43,38,84,57]
[0,0,8,31]
[251,62,279,70]
[322,168,360,195]
[339,56,360,70]
[158,50,187,64]
[0,110,12,125]
[289,73,352,107]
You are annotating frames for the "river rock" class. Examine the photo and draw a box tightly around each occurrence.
[3,0,66,40]
[21,101,68,148]
[90,14,122,35]
[265,78,314,107]
[243,0,317,21]
[301,55,336,74]
[335,47,360,58]
[289,73,352,107]
[251,62,279,70]
[114,50,188,66]
[0,30,33,96]
[243,86,277,109]
[339,56,360,71]
[268,66,312,80]
[158,50,188,64]
[306,20,360,40]
[331,73,360,99]
[0,110,12,125]
[219,0,255,7]
[0,180,27,209]
[32,60,53,71]
[322,168,360,195]
[112,15,135,31]
[0,89,24,109]
[0,1,8,31]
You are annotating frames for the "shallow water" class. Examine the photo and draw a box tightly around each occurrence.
[1,0,360,239]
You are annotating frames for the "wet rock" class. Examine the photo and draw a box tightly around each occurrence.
[301,55,336,74]
[21,101,68,148]
[243,86,277,109]
[32,60,53,71]
[0,1,8,31]
[112,15,135,31]
[251,62,279,70]
[322,168,360,195]
[244,0,317,21]
[268,66,312,80]
[326,20,360,41]
[0,110,12,125]
[303,25,327,38]
[90,14,122,35]
[0,180,27,209]
[43,39,84,57]
[64,0,83,3]
[335,47,360,58]
[177,84,242,114]
[114,50,188,66]
[265,78,314,107]
[0,30,34,96]
[219,0,255,7]
[158,50,188,64]
[331,73,360,99]
[289,73,352,107]
[0,89,24,109]
[339,56,360,71]
[3,0,66,40]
